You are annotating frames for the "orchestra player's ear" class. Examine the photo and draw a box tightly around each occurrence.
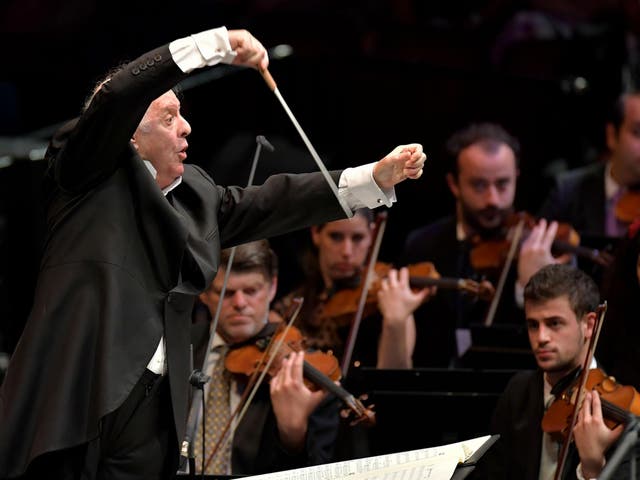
[446,172,460,199]
[311,225,321,248]
[268,276,277,303]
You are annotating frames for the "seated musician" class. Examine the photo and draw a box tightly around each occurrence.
[274,208,435,370]
[403,122,568,367]
[487,264,625,479]
[190,240,340,475]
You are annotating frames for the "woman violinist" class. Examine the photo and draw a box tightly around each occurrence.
[274,208,436,370]
[190,240,340,476]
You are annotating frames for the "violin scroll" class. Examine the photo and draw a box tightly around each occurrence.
[340,393,376,427]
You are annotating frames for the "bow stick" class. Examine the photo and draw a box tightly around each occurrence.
[259,68,352,218]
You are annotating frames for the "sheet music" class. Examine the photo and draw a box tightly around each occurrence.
[242,436,491,480]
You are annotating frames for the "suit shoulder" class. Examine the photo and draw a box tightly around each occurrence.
[405,216,456,252]
[555,162,605,188]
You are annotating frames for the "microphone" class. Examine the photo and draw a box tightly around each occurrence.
[256,135,275,152]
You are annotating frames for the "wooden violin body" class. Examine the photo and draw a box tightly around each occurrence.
[542,368,640,443]
[469,211,613,273]
[225,322,375,426]
[317,261,495,327]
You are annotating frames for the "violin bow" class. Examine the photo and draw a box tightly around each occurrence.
[259,68,352,218]
[483,217,526,326]
[181,135,270,466]
[553,301,608,480]
[341,211,388,377]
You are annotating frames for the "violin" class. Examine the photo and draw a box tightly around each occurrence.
[541,367,640,443]
[469,211,613,272]
[225,322,376,426]
[317,261,495,326]
[614,190,640,224]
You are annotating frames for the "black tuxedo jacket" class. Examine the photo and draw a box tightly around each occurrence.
[190,323,339,475]
[538,162,607,237]
[0,44,346,478]
[486,369,580,480]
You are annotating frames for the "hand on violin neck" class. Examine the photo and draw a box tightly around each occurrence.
[377,267,433,324]
[373,143,426,189]
[517,219,571,288]
[574,390,624,479]
[270,351,328,452]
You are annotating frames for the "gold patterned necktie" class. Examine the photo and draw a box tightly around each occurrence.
[194,345,231,474]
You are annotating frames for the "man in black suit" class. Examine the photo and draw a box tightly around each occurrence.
[404,123,563,367]
[0,26,426,479]
[191,240,339,475]
[539,90,640,239]
[487,264,623,479]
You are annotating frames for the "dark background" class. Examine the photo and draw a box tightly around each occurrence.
[2,0,640,355]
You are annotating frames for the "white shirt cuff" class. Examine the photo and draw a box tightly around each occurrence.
[576,462,599,480]
[169,26,236,73]
[338,162,396,210]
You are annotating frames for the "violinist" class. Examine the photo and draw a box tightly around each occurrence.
[487,264,624,480]
[539,90,640,239]
[191,240,340,475]
[404,122,565,367]
[274,208,434,370]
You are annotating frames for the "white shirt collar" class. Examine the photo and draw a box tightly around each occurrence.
[143,160,183,196]
[604,161,623,201]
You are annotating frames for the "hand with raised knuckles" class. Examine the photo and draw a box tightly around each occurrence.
[376,267,435,369]
[270,351,328,452]
[372,143,426,189]
[227,29,269,70]
[517,218,572,290]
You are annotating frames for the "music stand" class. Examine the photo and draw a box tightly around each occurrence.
[457,323,536,370]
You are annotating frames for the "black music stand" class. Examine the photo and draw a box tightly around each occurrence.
[452,434,500,480]
[348,367,524,456]
[457,323,536,370]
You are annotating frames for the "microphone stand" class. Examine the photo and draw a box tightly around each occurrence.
[178,135,273,476]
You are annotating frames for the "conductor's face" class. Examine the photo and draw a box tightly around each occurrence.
[132,90,192,189]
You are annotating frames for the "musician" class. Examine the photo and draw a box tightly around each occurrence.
[191,240,340,475]
[539,90,640,239]
[487,264,624,479]
[275,208,434,370]
[403,122,565,367]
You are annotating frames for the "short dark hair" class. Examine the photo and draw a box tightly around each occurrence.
[524,264,600,320]
[607,91,640,132]
[220,239,278,280]
[445,122,520,178]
